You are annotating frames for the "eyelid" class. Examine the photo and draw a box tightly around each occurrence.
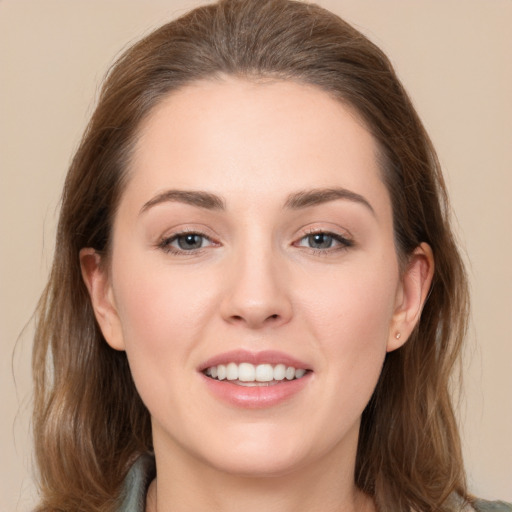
[294,227,354,252]
[157,227,220,255]
[155,224,354,256]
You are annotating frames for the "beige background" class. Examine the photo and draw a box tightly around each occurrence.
[1,1,511,510]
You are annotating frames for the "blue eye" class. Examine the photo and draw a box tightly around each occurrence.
[297,231,353,251]
[174,233,207,250]
[305,233,335,249]
[159,232,213,254]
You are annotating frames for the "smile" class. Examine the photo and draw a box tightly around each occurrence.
[204,362,307,385]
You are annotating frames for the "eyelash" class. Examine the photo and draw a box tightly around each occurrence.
[295,229,354,255]
[157,229,216,255]
[157,229,354,256]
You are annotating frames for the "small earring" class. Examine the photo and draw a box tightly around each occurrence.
[395,332,401,340]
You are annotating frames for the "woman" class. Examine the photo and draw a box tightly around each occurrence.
[31,0,511,511]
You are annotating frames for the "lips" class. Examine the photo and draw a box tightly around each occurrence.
[199,350,312,408]
[199,349,311,371]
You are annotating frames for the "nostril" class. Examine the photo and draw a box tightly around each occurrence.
[230,313,280,324]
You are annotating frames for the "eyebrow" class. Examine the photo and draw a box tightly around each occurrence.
[140,189,226,214]
[140,187,374,215]
[285,187,375,215]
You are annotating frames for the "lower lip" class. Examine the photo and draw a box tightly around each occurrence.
[201,373,311,409]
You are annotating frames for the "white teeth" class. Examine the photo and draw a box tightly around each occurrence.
[285,366,295,380]
[273,364,286,381]
[217,364,227,380]
[204,362,308,383]
[295,368,306,379]
[255,364,273,382]
[238,362,255,382]
[226,362,238,380]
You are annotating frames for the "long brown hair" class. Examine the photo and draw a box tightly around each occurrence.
[33,1,470,510]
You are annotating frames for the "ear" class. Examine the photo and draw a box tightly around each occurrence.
[387,242,434,352]
[79,248,125,351]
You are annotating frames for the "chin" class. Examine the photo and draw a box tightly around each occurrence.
[190,426,326,479]
[205,450,307,479]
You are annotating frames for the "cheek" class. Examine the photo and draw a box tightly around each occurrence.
[304,259,398,348]
[301,257,398,403]
[109,249,220,379]
[109,261,223,426]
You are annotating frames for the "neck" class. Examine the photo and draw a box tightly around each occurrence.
[146,430,375,512]
[147,475,372,512]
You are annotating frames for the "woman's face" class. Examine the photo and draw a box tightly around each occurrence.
[84,78,431,478]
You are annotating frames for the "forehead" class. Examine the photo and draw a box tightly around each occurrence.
[124,77,390,217]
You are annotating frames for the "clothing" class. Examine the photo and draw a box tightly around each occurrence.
[116,453,156,512]
[116,454,512,512]
[472,501,512,512]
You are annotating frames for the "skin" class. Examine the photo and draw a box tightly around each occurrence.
[81,78,434,512]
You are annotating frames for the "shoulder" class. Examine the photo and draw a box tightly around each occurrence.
[472,499,512,512]
[116,453,156,512]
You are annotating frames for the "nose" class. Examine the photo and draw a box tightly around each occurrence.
[219,247,293,329]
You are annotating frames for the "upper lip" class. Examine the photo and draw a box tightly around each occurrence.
[198,349,312,372]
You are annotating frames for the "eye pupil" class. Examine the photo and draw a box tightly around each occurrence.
[309,233,332,249]
[178,234,203,250]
